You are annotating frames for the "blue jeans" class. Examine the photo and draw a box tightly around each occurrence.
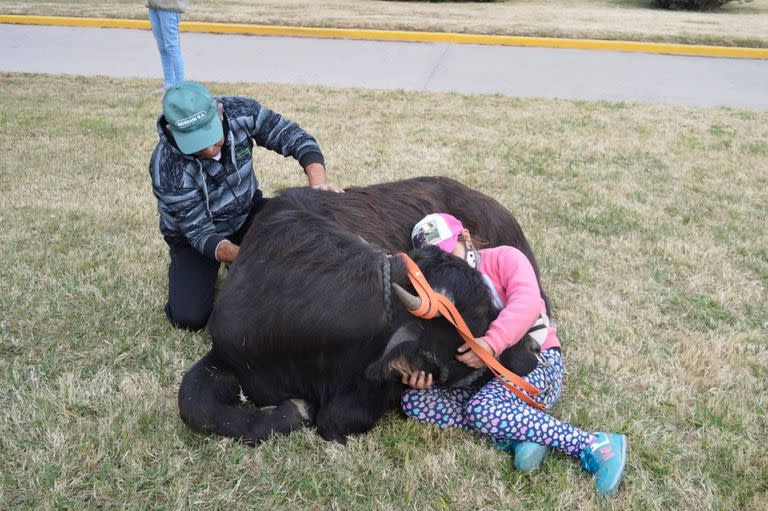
[148,9,184,88]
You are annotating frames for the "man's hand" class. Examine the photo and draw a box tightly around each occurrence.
[305,162,344,193]
[456,337,495,369]
[215,240,240,264]
[401,370,434,390]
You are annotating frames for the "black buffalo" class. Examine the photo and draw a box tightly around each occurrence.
[178,177,548,443]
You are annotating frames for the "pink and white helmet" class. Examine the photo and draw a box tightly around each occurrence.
[411,213,464,253]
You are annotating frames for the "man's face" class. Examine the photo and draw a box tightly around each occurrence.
[192,111,226,159]
[192,137,225,159]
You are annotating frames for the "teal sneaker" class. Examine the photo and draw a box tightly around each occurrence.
[513,441,550,472]
[580,432,628,497]
[494,440,549,473]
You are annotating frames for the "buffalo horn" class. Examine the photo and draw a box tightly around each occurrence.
[392,283,422,311]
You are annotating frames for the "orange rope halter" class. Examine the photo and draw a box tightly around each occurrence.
[398,253,545,410]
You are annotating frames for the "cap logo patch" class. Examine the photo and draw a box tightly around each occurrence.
[175,110,207,128]
[411,213,464,252]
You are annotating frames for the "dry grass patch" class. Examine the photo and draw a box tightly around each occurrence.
[1,73,767,510]
[1,0,768,47]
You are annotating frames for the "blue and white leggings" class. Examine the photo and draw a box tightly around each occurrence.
[401,349,592,458]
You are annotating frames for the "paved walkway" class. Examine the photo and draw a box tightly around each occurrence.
[2,23,767,110]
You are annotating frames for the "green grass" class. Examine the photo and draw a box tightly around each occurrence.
[1,73,767,509]
[1,0,768,47]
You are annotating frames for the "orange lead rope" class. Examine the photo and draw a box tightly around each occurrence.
[398,253,546,410]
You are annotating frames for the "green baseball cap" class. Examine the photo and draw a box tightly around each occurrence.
[162,81,223,154]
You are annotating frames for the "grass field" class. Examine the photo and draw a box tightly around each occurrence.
[1,0,768,47]
[1,73,767,509]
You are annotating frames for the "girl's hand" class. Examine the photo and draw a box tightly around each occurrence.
[401,370,434,389]
[456,337,495,368]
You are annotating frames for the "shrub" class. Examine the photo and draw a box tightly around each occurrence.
[653,0,747,10]
[381,1,495,3]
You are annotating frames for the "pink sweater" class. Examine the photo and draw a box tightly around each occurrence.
[478,246,561,354]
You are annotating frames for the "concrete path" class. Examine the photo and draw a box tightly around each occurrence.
[2,23,767,110]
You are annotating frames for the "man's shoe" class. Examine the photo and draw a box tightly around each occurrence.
[495,439,549,472]
[580,432,627,497]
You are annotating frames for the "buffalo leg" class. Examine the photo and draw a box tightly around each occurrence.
[178,352,314,444]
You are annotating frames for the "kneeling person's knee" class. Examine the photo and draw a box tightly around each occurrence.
[165,302,210,331]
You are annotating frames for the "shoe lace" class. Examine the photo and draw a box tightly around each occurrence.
[580,447,601,474]
[580,435,615,473]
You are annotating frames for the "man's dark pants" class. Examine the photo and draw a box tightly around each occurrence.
[163,196,266,331]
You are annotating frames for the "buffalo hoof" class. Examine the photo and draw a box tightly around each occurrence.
[268,399,315,431]
[257,399,314,423]
[285,398,315,425]
[241,399,316,444]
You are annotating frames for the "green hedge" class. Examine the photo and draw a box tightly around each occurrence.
[381,1,496,3]
[653,0,744,10]
[386,0,744,9]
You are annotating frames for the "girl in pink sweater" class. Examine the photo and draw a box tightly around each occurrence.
[402,213,627,497]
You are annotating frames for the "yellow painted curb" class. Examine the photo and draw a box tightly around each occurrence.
[2,14,767,60]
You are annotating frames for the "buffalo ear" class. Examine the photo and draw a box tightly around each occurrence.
[365,348,420,383]
[366,342,427,383]
[365,324,421,383]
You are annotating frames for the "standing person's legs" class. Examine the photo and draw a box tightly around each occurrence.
[162,11,184,86]
[165,238,220,331]
[148,9,184,88]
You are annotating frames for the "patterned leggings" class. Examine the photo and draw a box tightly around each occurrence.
[401,349,592,457]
